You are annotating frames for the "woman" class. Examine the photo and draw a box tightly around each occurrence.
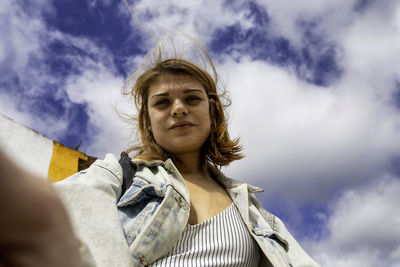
[54,46,320,266]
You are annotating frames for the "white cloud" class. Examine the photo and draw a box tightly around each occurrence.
[64,60,136,157]
[204,1,400,206]
[305,175,400,267]
[45,28,139,158]
[0,1,69,138]
[0,93,32,127]
[218,56,400,204]
[0,2,45,73]
[0,1,137,158]
[121,0,257,45]
[255,0,400,84]
[254,0,360,45]
[340,3,400,94]
[0,90,72,144]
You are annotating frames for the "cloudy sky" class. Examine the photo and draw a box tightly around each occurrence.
[1,0,400,266]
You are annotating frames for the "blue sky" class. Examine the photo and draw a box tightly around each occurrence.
[1,1,400,266]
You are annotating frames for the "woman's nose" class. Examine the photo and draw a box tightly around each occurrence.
[171,99,188,117]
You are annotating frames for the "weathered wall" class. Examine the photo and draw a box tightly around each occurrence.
[0,114,94,181]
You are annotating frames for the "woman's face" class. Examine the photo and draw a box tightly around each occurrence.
[147,74,211,156]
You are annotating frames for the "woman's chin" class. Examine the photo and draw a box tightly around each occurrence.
[162,144,203,156]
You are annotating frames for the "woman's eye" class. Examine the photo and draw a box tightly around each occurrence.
[186,96,201,103]
[154,99,170,106]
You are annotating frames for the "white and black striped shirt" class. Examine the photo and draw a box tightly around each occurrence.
[150,203,260,267]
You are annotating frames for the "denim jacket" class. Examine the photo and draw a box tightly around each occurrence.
[54,154,319,267]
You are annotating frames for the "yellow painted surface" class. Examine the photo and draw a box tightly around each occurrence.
[48,142,88,182]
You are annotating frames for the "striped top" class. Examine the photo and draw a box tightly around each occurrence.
[150,203,260,267]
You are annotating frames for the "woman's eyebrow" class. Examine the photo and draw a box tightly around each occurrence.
[151,92,169,99]
[182,89,203,94]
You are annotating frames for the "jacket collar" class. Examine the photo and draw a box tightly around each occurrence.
[131,157,263,194]
[207,164,263,193]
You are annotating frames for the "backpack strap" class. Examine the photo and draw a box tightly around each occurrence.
[118,151,136,197]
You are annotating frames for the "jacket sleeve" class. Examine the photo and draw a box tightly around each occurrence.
[260,208,320,267]
[53,153,135,267]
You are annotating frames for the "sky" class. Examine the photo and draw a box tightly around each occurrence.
[1,0,400,266]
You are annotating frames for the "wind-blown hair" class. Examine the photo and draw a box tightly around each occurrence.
[122,41,243,167]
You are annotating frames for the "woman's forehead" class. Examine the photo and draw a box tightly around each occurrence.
[148,74,206,95]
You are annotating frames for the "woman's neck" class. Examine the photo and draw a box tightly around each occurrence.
[172,151,207,176]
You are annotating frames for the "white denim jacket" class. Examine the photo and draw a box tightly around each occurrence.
[54,154,319,267]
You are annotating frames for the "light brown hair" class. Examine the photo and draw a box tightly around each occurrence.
[123,42,243,167]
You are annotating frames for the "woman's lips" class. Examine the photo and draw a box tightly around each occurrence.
[170,122,194,129]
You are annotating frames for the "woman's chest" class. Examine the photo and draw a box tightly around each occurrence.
[186,180,233,225]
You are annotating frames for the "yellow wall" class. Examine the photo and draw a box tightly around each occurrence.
[48,142,88,182]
